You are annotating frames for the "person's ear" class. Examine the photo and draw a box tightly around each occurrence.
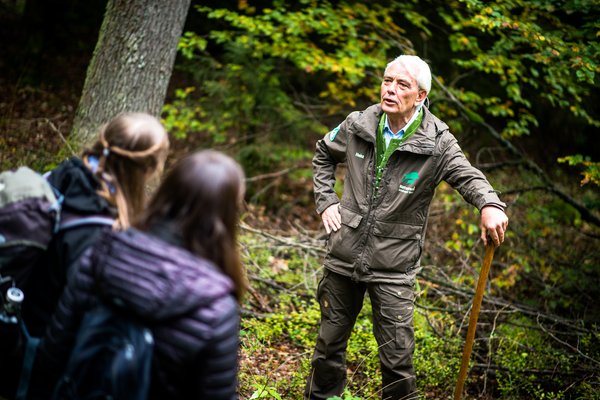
[416,89,428,103]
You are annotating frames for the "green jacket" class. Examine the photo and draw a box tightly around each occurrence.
[313,104,505,282]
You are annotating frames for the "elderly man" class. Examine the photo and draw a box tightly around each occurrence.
[305,55,508,399]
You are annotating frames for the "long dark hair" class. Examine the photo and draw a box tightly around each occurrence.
[137,150,246,301]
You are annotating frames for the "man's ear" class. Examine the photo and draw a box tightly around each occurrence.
[416,89,428,103]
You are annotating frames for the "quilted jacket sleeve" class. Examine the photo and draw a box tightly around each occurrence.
[192,295,240,399]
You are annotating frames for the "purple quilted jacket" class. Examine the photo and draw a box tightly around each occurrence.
[27,228,240,399]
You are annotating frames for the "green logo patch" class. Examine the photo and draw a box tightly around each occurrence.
[329,124,341,141]
[401,171,419,185]
[399,171,419,194]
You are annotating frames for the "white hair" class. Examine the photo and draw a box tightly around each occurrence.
[384,55,432,94]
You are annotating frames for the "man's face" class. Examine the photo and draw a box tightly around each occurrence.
[380,63,427,121]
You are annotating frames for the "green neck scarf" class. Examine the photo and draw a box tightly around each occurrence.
[374,108,423,192]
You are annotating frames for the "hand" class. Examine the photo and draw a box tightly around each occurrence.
[321,203,342,234]
[480,206,508,247]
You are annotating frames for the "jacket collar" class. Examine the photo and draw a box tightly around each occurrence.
[350,104,449,156]
[351,104,380,143]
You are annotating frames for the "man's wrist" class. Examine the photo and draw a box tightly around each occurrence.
[316,197,340,214]
[481,203,505,212]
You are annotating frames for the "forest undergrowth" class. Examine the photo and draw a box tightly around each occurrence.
[236,178,600,399]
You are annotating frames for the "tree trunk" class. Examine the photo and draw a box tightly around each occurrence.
[70,0,190,148]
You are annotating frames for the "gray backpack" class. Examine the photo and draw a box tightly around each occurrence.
[0,167,61,288]
[0,166,113,292]
[0,166,114,400]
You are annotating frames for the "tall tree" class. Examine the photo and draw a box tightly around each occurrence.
[71,0,190,147]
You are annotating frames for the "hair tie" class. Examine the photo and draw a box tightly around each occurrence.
[102,147,110,157]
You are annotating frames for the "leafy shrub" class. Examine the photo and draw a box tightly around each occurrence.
[413,310,462,392]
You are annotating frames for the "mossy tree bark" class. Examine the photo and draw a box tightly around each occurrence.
[70,0,190,148]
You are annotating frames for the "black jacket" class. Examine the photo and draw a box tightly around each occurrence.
[22,157,115,337]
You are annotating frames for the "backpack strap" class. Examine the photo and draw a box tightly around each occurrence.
[42,169,114,233]
[14,321,40,400]
[58,215,115,232]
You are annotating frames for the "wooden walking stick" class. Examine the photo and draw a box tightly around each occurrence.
[454,241,496,400]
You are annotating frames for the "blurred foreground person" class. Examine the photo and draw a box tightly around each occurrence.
[27,150,246,400]
[23,111,170,337]
[0,112,169,400]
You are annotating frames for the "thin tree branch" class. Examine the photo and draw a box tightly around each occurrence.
[476,160,525,172]
[240,222,326,254]
[536,314,600,367]
[245,167,296,183]
[471,363,594,377]
[44,118,76,157]
[431,75,600,228]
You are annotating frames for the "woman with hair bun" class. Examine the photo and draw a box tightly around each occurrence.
[22,112,170,337]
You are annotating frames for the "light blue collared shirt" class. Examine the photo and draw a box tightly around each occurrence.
[383,106,422,147]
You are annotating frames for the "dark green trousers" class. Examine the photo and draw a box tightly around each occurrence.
[305,269,418,400]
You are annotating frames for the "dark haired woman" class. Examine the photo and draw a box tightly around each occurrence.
[27,150,246,399]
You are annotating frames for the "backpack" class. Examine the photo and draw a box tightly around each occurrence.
[0,166,114,290]
[0,167,60,288]
[51,303,154,400]
[0,166,115,400]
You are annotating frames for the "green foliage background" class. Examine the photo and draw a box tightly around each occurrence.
[1,0,599,398]
[166,0,600,190]
[165,1,600,398]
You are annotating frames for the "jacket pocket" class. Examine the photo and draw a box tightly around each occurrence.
[327,206,363,263]
[370,222,422,272]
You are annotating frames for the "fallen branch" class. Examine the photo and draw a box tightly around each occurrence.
[471,363,594,377]
[241,222,326,255]
[537,314,600,367]
[419,266,591,334]
[240,223,594,340]
[245,167,297,183]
